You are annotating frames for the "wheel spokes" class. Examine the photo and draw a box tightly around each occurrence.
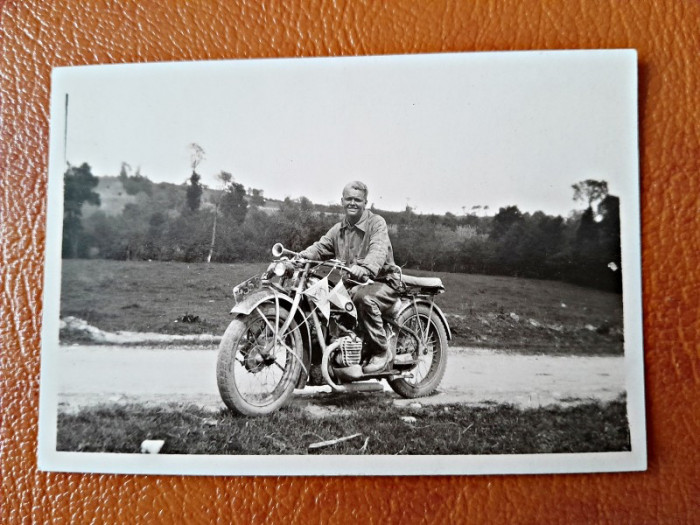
[255,307,308,376]
[399,314,439,386]
[232,313,297,406]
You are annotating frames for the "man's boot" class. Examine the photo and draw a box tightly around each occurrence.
[362,350,389,374]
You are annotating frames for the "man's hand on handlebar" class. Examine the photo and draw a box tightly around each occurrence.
[348,264,370,282]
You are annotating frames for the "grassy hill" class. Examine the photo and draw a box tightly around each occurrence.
[82,176,140,217]
[81,175,343,218]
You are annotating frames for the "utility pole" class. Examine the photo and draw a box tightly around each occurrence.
[64,93,69,167]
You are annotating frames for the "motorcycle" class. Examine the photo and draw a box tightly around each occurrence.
[216,243,451,416]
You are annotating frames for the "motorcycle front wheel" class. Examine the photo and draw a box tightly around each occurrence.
[388,304,448,399]
[216,305,303,416]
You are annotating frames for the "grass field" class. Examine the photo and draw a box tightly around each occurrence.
[57,396,630,455]
[60,259,624,354]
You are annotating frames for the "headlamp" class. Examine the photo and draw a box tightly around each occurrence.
[273,261,288,277]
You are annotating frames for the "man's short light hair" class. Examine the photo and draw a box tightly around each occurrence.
[343,180,368,200]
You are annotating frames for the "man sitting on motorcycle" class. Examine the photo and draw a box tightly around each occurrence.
[299,181,400,374]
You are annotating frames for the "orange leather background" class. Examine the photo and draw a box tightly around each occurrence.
[1,0,698,522]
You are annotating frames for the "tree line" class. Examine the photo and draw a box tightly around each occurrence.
[63,163,621,292]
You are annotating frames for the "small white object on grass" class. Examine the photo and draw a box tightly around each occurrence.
[401,416,417,424]
[140,439,165,454]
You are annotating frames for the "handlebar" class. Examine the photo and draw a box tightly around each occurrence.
[308,259,372,285]
[271,243,372,284]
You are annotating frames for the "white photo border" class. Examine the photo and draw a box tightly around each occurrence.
[38,50,646,475]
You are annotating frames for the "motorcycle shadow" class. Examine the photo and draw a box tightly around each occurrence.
[289,388,398,417]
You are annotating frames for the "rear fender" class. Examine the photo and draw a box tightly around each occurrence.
[396,298,452,341]
[229,288,312,383]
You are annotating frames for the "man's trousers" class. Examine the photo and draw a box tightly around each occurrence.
[351,282,400,356]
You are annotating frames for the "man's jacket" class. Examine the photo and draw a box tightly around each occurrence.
[301,210,400,282]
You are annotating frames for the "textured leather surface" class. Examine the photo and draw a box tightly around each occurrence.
[1,0,698,522]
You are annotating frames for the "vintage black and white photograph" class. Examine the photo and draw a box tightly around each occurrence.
[38,50,645,475]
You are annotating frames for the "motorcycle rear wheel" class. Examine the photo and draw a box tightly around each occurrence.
[388,304,448,399]
[217,305,303,416]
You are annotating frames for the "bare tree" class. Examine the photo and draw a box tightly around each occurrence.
[572,179,609,209]
[189,143,205,172]
[206,171,232,263]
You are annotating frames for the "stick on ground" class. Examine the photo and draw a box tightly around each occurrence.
[308,433,362,451]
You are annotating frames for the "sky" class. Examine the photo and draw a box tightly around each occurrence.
[50,50,638,217]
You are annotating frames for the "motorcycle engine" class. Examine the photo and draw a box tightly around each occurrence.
[334,335,363,367]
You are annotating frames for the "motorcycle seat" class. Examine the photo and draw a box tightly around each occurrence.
[401,274,445,292]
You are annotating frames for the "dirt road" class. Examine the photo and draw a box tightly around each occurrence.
[55,345,625,413]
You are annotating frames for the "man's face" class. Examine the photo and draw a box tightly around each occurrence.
[341,187,367,223]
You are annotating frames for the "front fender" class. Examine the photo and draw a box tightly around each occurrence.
[397,299,453,341]
[230,288,295,316]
